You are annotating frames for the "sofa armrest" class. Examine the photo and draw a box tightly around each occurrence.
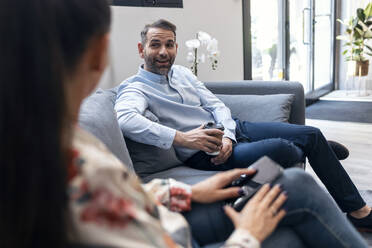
[204,81,305,125]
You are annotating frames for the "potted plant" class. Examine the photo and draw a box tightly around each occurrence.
[185,31,219,76]
[337,3,372,76]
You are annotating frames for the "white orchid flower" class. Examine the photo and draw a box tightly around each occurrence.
[185,39,200,49]
[197,31,212,45]
[207,38,219,53]
[186,31,219,75]
[186,52,195,63]
[208,50,220,58]
[199,53,206,63]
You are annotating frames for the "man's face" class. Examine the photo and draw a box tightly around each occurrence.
[139,27,178,75]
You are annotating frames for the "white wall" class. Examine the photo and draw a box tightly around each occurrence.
[99,0,244,89]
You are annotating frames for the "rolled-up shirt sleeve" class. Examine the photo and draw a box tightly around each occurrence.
[115,86,176,149]
[183,68,236,142]
[223,229,260,248]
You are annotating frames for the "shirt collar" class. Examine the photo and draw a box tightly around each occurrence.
[137,65,174,83]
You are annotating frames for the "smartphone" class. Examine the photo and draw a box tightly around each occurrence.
[232,156,283,211]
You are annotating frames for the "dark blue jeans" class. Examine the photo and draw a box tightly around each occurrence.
[185,120,366,213]
[184,169,368,248]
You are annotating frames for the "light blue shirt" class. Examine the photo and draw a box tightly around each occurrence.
[115,65,236,161]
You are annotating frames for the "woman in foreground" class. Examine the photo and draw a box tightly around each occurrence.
[0,0,368,247]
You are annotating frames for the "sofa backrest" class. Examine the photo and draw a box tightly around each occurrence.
[216,94,294,123]
[78,87,134,171]
[205,81,305,125]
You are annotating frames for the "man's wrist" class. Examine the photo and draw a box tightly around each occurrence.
[223,137,233,145]
[174,130,185,146]
[223,129,237,144]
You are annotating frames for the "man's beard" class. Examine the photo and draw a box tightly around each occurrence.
[144,55,175,75]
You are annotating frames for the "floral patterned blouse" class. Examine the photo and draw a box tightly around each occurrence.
[67,127,260,248]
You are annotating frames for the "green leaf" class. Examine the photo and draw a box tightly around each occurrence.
[365,31,372,38]
[364,3,372,18]
[336,35,348,41]
[355,27,364,36]
[353,49,363,56]
[352,17,359,28]
[364,26,372,38]
[343,50,348,55]
[354,32,362,40]
[359,20,369,32]
[337,18,345,25]
[365,44,372,52]
[357,8,366,22]
[366,52,372,56]
[348,18,353,26]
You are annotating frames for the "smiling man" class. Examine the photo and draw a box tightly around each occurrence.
[115,19,372,232]
[139,25,177,75]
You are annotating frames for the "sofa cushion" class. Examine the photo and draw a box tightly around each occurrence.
[124,109,182,178]
[79,88,134,171]
[125,138,182,178]
[217,94,295,123]
[142,165,219,185]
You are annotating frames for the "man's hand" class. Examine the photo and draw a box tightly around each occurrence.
[191,168,256,203]
[211,138,233,165]
[174,125,224,153]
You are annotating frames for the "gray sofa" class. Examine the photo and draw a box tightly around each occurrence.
[78,80,305,185]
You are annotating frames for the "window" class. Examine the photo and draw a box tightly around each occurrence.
[243,0,336,100]
[250,0,281,81]
[112,0,183,8]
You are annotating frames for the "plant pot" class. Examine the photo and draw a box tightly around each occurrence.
[355,60,369,76]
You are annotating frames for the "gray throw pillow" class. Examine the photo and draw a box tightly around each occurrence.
[125,138,182,178]
[79,88,134,171]
[217,94,295,123]
[124,109,182,178]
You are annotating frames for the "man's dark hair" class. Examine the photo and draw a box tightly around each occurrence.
[141,19,177,44]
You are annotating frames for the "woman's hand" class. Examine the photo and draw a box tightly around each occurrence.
[191,168,256,203]
[224,184,287,242]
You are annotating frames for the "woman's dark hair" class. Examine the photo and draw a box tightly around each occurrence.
[0,0,110,247]
[141,19,177,45]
